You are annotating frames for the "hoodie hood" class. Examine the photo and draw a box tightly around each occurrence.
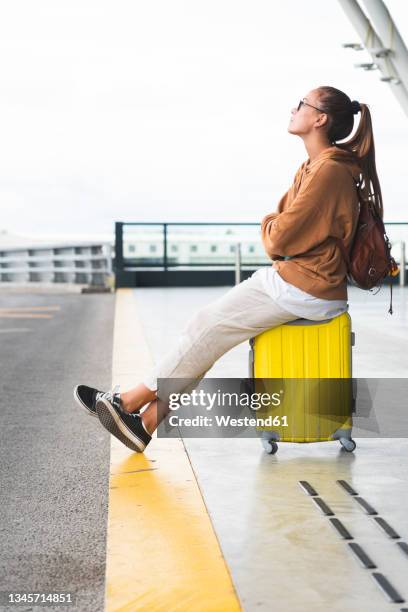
[304,145,361,181]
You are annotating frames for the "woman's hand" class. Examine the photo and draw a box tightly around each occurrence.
[261,212,280,259]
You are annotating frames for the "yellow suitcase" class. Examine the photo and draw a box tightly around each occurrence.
[248,311,356,454]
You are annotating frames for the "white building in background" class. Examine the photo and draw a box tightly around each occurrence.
[122,230,266,266]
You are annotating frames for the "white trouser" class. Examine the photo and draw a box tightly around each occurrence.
[141,267,348,398]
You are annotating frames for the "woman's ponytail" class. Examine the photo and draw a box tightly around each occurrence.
[317,86,384,220]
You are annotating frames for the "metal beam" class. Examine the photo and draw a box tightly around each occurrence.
[362,0,408,91]
[338,0,408,116]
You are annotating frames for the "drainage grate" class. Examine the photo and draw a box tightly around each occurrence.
[299,480,407,607]
[348,543,377,569]
[372,573,405,604]
[397,542,408,558]
[312,497,335,516]
[298,480,318,496]
[353,496,378,515]
[373,517,400,539]
[329,518,354,540]
[336,479,358,496]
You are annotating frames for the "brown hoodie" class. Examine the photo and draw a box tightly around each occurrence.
[261,145,361,300]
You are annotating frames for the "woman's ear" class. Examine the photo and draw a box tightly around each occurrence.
[315,113,328,128]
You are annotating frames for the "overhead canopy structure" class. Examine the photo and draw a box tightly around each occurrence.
[338,0,408,116]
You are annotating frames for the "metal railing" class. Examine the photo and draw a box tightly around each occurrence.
[233,239,406,286]
[115,222,267,269]
[114,221,408,288]
[0,242,113,286]
[397,240,406,287]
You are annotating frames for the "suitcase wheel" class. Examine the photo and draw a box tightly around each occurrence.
[262,439,278,454]
[339,438,356,452]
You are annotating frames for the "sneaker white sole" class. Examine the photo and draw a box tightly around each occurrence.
[73,385,97,417]
[96,398,146,453]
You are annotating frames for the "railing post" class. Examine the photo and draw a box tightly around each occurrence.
[400,241,406,287]
[163,223,168,272]
[235,242,241,285]
[115,222,124,272]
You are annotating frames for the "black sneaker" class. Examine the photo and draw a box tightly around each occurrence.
[96,397,152,453]
[73,384,121,418]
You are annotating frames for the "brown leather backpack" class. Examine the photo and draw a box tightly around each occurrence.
[335,180,399,314]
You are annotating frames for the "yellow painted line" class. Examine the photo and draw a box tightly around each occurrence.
[0,306,59,319]
[105,289,241,612]
[0,313,53,319]
[0,306,60,312]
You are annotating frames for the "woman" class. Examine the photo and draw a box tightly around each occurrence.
[74,85,383,453]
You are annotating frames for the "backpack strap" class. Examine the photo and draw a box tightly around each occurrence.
[388,276,393,315]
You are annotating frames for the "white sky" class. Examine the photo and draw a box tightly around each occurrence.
[1,0,407,237]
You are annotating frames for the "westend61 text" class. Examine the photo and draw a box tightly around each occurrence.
[168,415,289,427]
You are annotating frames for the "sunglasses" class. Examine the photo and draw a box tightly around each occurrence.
[297,99,326,113]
